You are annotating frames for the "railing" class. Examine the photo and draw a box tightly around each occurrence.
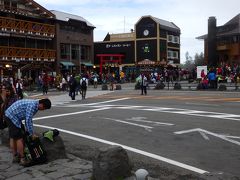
[0,4,54,18]
[0,46,56,60]
[0,16,55,37]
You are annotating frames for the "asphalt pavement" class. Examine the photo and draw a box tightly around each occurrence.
[1,82,240,180]
[0,83,139,180]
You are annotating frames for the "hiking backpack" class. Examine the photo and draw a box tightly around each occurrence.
[81,79,87,88]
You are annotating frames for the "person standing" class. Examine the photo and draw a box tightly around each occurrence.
[5,98,51,166]
[42,73,49,95]
[15,79,23,99]
[80,76,88,99]
[93,74,98,88]
[140,73,147,95]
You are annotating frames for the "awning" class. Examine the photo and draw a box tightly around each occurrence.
[137,59,156,65]
[60,61,75,67]
[81,62,93,67]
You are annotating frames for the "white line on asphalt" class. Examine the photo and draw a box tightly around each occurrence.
[174,128,240,146]
[125,118,174,126]
[199,131,210,140]
[33,123,209,174]
[63,98,131,107]
[29,94,43,97]
[185,102,219,106]
[33,107,110,121]
[102,117,153,129]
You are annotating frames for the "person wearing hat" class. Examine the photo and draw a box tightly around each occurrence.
[5,98,51,166]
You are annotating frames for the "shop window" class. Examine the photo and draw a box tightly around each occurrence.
[71,44,79,60]
[60,43,70,60]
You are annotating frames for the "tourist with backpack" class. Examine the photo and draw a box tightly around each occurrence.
[80,76,88,99]
[4,98,51,166]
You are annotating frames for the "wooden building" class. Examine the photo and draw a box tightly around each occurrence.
[94,15,181,75]
[0,0,56,80]
[197,14,240,67]
[0,0,95,81]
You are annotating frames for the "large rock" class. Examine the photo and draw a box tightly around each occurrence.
[0,129,67,162]
[102,84,108,90]
[92,145,133,180]
[41,135,67,162]
[115,84,122,90]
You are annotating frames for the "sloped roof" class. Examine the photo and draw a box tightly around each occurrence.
[224,13,240,26]
[197,13,240,40]
[152,16,180,30]
[135,15,180,32]
[51,10,95,28]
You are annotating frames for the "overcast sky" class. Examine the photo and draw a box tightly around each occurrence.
[35,0,239,63]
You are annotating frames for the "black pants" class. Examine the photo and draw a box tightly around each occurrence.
[81,88,87,99]
[69,88,76,100]
[141,85,147,95]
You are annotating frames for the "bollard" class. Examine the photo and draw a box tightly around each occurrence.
[135,169,149,180]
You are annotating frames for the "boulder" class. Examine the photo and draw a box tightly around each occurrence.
[41,135,67,162]
[115,84,122,90]
[0,129,67,162]
[174,83,182,90]
[92,145,133,180]
[155,82,165,90]
[218,84,227,91]
[135,82,140,90]
[102,84,108,90]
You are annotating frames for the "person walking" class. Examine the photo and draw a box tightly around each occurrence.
[4,98,51,166]
[80,76,88,99]
[68,75,77,100]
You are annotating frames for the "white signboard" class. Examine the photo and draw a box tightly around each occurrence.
[197,66,207,79]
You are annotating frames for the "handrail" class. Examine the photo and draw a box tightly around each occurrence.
[0,46,56,60]
[0,16,55,37]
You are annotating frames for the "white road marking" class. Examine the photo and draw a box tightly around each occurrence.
[185,102,219,106]
[29,93,43,97]
[199,131,210,140]
[174,128,240,146]
[102,117,153,129]
[33,123,208,175]
[63,98,131,107]
[53,103,240,122]
[33,107,110,121]
[126,117,174,126]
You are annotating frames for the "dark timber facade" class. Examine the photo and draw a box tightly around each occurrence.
[197,14,240,67]
[94,15,181,73]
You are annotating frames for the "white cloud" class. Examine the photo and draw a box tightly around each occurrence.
[35,0,240,63]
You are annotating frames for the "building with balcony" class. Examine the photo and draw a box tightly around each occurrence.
[197,14,240,67]
[0,0,95,82]
[94,15,180,75]
[0,0,56,80]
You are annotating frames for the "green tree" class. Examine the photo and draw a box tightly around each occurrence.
[183,51,194,70]
[194,52,204,66]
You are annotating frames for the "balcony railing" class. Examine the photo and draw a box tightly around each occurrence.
[0,4,54,18]
[0,16,55,37]
[0,46,56,61]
